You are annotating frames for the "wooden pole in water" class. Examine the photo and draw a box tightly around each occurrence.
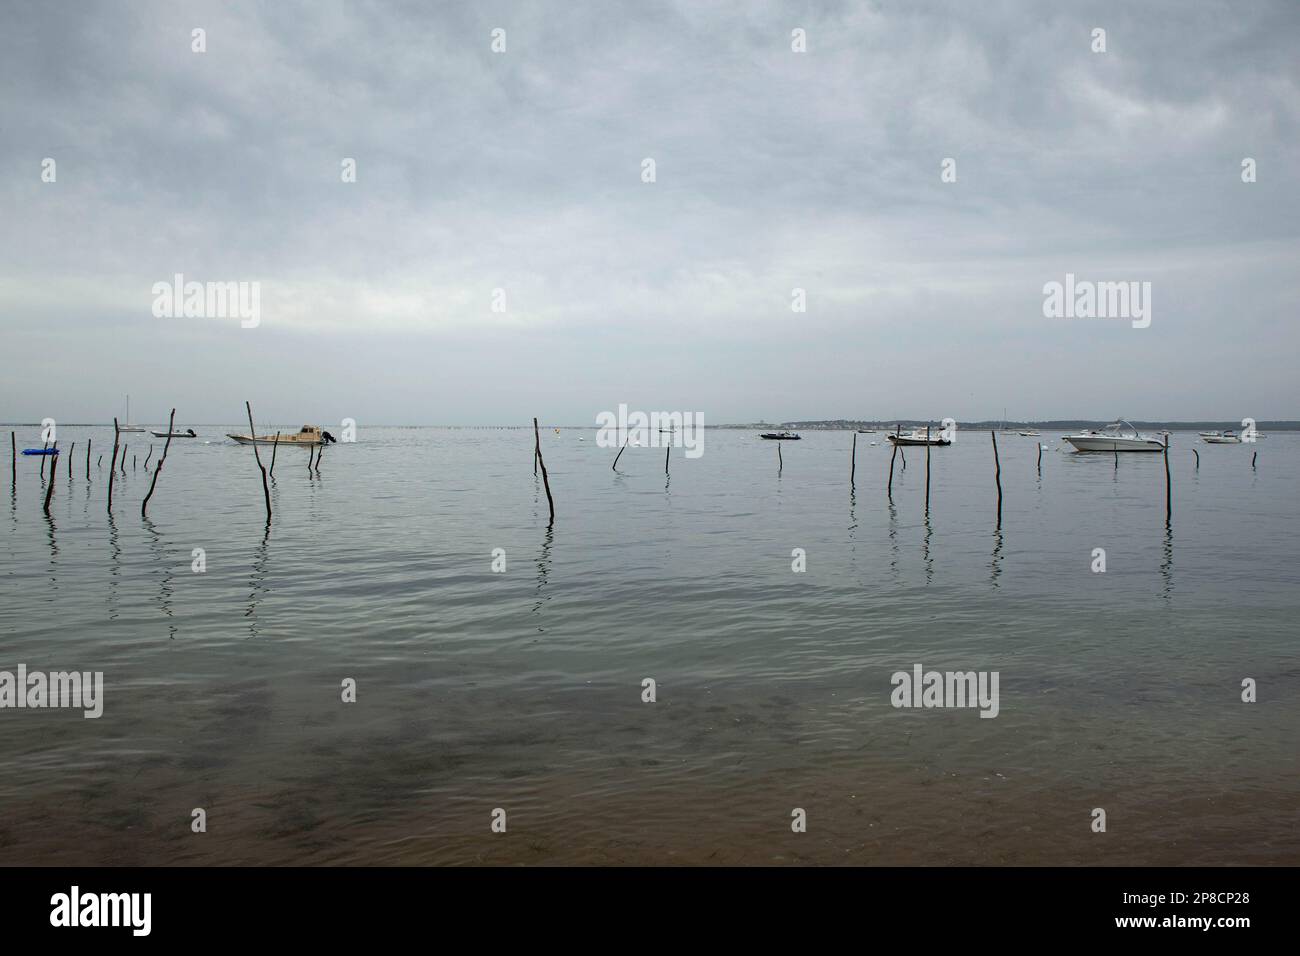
[141,409,175,518]
[664,439,670,475]
[120,443,128,475]
[107,419,120,513]
[9,431,14,489]
[924,424,931,512]
[1163,433,1172,526]
[245,402,272,524]
[1252,451,1257,470]
[1192,448,1199,470]
[86,439,91,480]
[612,435,629,471]
[144,443,153,470]
[887,425,899,496]
[850,432,857,487]
[68,442,76,481]
[1037,441,1042,476]
[778,441,783,472]
[132,454,137,471]
[40,442,48,479]
[532,417,555,526]
[991,430,1002,528]
[269,432,280,477]
[43,441,58,513]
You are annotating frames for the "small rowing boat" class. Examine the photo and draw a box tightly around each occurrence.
[21,448,59,456]
[760,431,801,440]
[151,428,197,438]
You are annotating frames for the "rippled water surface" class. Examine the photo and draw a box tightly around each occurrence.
[1,426,1297,865]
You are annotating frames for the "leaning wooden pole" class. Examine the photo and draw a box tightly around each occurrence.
[611,435,629,471]
[245,402,272,524]
[924,424,931,512]
[887,425,899,496]
[120,443,128,475]
[1192,448,1199,470]
[664,439,670,475]
[68,442,76,482]
[1170,431,1180,528]
[40,442,48,479]
[107,419,121,513]
[777,442,783,472]
[43,442,58,513]
[85,438,91,480]
[850,432,857,487]
[1037,441,1042,476]
[269,432,280,477]
[532,417,555,526]
[141,409,176,518]
[991,430,1002,528]
[144,443,153,470]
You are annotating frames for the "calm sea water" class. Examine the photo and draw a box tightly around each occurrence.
[1,425,1297,865]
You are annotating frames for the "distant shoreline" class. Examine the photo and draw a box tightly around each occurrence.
[3,420,1297,431]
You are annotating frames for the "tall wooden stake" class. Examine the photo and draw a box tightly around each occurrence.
[533,417,554,527]
[924,424,931,512]
[664,440,670,475]
[1037,441,1042,476]
[991,430,1002,528]
[141,409,176,518]
[612,436,629,471]
[850,432,857,487]
[43,442,58,513]
[40,442,48,479]
[1192,448,1199,470]
[1163,433,1172,527]
[245,402,272,524]
[120,443,128,475]
[887,424,899,496]
[85,438,91,480]
[269,432,280,477]
[9,431,14,490]
[68,442,76,481]
[144,443,153,470]
[778,442,783,472]
[107,418,120,513]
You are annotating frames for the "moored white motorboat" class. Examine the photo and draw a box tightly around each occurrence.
[887,429,950,447]
[1064,421,1166,452]
[1201,430,1242,444]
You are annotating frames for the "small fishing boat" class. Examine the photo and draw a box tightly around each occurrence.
[856,429,877,434]
[21,447,59,456]
[226,425,332,446]
[1063,421,1166,453]
[760,431,801,440]
[151,428,197,438]
[887,430,950,447]
[1201,430,1242,444]
[1018,429,1040,437]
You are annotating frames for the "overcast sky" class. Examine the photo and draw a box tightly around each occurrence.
[2,0,1297,425]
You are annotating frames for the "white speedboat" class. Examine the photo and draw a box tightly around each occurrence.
[1018,429,1040,437]
[1201,430,1242,444]
[887,429,950,447]
[1064,421,1166,453]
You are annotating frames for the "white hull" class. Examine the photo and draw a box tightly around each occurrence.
[118,426,146,433]
[1064,436,1164,452]
[1201,436,1241,444]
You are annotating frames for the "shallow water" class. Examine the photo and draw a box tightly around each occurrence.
[1,426,1296,864]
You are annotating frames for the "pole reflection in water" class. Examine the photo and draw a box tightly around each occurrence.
[887,498,900,582]
[989,528,1004,588]
[1160,526,1174,602]
[143,517,178,639]
[922,513,933,586]
[532,526,554,626]
[106,512,122,621]
[245,528,272,638]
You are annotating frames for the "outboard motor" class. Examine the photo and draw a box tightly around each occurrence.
[322,431,337,444]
